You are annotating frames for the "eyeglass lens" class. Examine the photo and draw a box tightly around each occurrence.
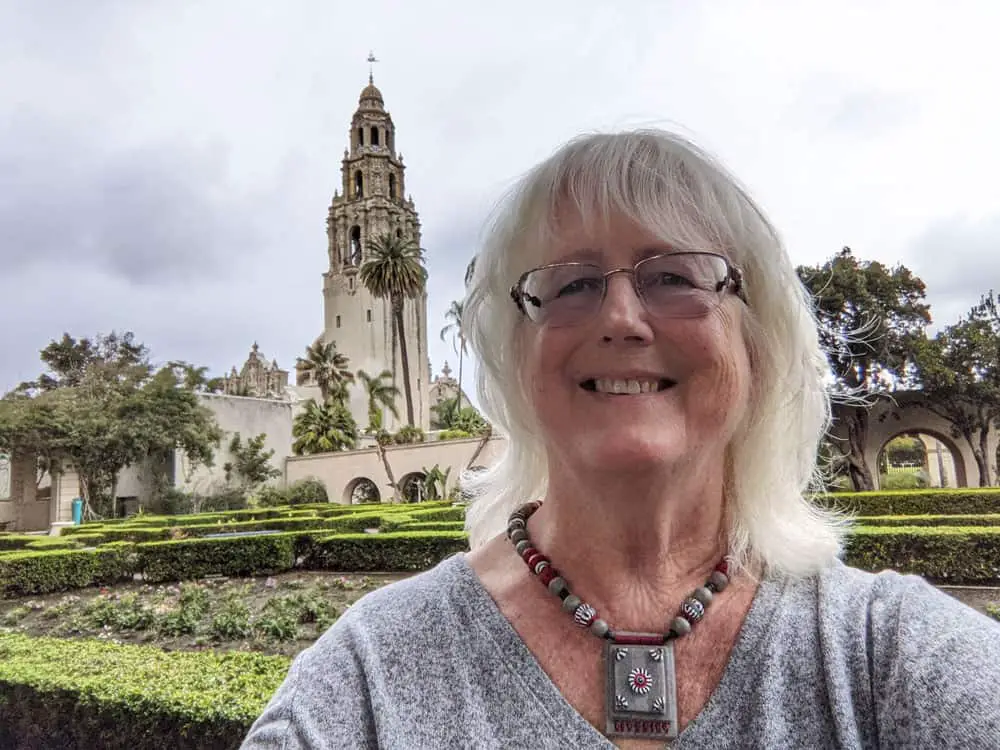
[520,253,731,326]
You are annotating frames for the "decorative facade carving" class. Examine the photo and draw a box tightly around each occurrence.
[222,343,289,400]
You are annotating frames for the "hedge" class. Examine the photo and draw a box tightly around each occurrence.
[395,521,467,532]
[844,526,1000,584]
[0,534,51,552]
[137,534,296,584]
[0,632,289,750]
[856,513,1000,528]
[307,531,470,572]
[0,544,134,598]
[815,488,1000,516]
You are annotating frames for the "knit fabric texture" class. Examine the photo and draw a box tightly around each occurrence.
[241,554,1000,749]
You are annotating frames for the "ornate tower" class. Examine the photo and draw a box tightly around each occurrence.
[319,75,430,431]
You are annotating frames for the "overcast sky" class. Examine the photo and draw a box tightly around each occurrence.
[2,0,999,395]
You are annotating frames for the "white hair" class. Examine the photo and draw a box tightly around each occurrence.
[461,129,848,578]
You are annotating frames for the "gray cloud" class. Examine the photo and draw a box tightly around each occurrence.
[906,213,1000,329]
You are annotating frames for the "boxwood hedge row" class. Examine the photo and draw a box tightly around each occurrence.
[815,488,1000,516]
[0,632,289,750]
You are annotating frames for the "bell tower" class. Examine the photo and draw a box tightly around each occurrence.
[319,72,430,431]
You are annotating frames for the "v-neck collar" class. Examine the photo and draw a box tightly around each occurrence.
[447,553,791,748]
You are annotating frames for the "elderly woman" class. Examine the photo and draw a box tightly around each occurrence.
[242,131,1000,748]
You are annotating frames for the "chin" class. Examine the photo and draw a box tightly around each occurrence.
[574,430,686,473]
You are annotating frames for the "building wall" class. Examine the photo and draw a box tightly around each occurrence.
[286,436,506,504]
[174,393,294,494]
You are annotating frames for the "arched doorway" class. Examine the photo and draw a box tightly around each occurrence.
[397,472,428,503]
[344,477,381,505]
[876,431,964,489]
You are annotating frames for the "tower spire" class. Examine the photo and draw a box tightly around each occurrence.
[367,51,379,84]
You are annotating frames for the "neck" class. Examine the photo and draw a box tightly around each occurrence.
[523,459,730,629]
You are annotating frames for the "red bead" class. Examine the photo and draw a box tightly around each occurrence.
[520,546,537,562]
[525,552,546,571]
[715,559,729,576]
[538,565,558,586]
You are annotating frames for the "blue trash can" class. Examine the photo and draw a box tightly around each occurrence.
[71,497,83,525]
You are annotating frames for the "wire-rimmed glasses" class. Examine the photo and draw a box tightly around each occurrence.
[510,251,747,327]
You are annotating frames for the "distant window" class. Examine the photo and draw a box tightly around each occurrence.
[396,228,403,238]
[349,276,355,291]
[389,173,396,200]
[367,309,372,322]
[357,127,364,146]
[371,126,380,146]
[349,226,362,265]
[336,315,341,328]
[354,170,363,198]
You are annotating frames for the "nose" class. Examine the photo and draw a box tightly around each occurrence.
[596,272,653,344]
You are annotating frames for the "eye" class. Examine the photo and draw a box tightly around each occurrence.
[556,276,603,298]
[643,272,694,289]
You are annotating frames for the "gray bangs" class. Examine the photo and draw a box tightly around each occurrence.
[507,130,758,271]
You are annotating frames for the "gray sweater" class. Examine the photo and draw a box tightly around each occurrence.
[241,554,1000,749]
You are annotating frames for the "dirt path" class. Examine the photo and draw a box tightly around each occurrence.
[938,586,1000,617]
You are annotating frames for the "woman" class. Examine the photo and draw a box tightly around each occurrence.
[242,131,1000,748]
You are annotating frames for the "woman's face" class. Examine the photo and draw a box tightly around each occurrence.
[519,211,752,477]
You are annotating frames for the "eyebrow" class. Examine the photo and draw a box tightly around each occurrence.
[548,245,683,266]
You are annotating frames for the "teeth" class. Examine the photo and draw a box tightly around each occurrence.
[593,378,663,395]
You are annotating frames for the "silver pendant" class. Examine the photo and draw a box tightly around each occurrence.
[604,634,677,740]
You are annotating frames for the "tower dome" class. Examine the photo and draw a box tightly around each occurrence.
[358,77,384,110]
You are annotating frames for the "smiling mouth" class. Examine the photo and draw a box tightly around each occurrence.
[580,378,676,395]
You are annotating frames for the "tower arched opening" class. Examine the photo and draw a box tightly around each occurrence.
[349,226,362,265]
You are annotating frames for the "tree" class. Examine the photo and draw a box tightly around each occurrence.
[165,361,225,394]
[296,338,354,404]
[797,247,930,491]
[292,399,358,455]
[912,292,1000,486]
[420,464,451,501]
[0,333,221,518]
[356,369,400,432]
[359,233,427,426]
[440,300,467,410]
[223,433,281,489]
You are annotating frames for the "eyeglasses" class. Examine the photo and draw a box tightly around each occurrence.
[510,251,747,327]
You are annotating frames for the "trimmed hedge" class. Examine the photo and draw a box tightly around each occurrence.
[137,534,296,584]
[0,544,134,597]
[0,632,289,750]
[308,531,470,572]
[0,534,50,552]
[844,526,1000,584]
[856,513,1000,528]
[395,521,467,532]
[816,488,1000,516]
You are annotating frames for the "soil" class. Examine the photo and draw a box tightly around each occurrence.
[0,571,412,658]
[1,575,996,659]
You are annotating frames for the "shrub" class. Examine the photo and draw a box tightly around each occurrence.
[856,514,1000,528]
[844,526,1000,584]
[0,545,134,598]
[0,535,49,552]
[254,485,289,507]
[137,535,296,583]
[393,425,425,445]
[0,632,289,750]
[286,478,329,505]
[438,429,472,441]
[24,538,83,552]
[308,531,469,572]
[815,488,1000,516]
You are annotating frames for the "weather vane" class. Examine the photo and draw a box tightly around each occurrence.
[367,51,379,83]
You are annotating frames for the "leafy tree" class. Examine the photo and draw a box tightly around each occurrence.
[432,396,488,435]
[165,361,225,394]
[292,399,358,455]
[0,333,221,518]
[296,338,354,404]
[797,247,930,491]
[359,233,427,426]
[223,433,281,489]
[420,464,451,501]
[440,300,467,410]
[356,369,400,432]
[912,292,1000,486]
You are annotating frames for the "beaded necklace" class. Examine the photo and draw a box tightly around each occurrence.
[507,501,731,742]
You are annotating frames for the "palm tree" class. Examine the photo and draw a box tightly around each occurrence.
[296,338,354,404]
[440,300,467,410]
[359,234,427,426]
[292,398,358,455]
[431,396,460,430]
[356,369,401,432]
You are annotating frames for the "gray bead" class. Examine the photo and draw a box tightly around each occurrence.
[561,594,581,613]
[547,576,567,596]
[670,616,691,637]
[508,517,526,530]
[515,539,531,555]
[692,586,714,606]
[590,618,610,638]
[509,528,528,544]
[709,570,729,591]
